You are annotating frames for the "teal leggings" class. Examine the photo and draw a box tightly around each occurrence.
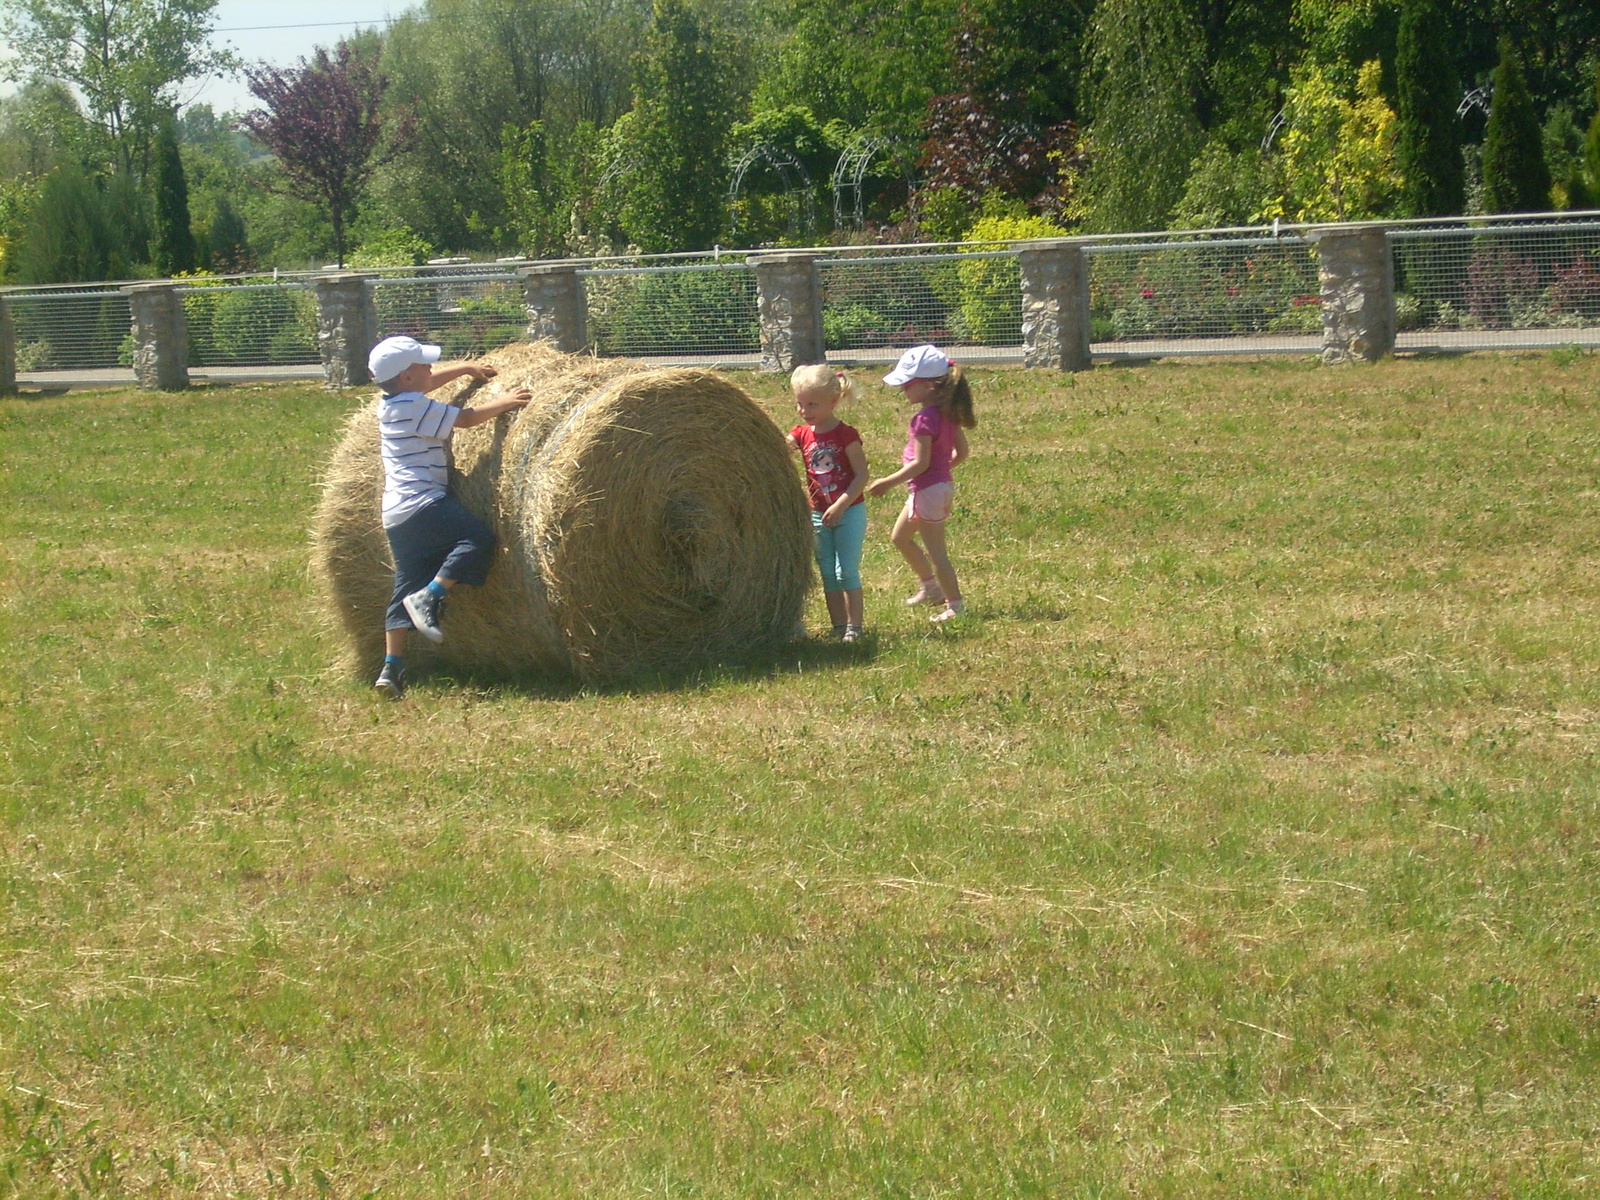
[811,503,867,592]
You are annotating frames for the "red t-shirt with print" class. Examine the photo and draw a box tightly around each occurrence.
[791,421,864,513]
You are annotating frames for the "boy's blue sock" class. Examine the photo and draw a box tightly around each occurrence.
[385,654,403,667]
[426,580,448,599]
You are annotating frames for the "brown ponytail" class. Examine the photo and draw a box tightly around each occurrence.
[932,363,976,428]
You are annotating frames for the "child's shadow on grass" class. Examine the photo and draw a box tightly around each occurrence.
[413,634,882,700]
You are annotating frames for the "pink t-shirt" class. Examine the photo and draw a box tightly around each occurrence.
[903,404,955,489]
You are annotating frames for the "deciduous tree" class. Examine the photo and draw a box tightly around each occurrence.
[1267,60,1401,223]
[0,0,235,173]
[239,40,412,267]
[1082,0,1204,232]
[617,0,734,251]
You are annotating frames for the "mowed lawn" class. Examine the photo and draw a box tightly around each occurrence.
[3,351,1600,1198]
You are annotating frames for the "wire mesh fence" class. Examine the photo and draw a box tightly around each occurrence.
[10,288,131,371]
[580,263,761,363]
[1086,235,1323,357]
[369,275,528,359]
[12,214,1600,382]
[818,251,1023,361]
[178,281,319,367]
[1392,221,1600,349]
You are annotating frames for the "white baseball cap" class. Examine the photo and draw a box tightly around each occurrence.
[368,335,441,384]
[883,344,953,386]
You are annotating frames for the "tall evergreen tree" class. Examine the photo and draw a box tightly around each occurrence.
[150,116,196,275]
[1394,0,1462,216]
[206,196,248,273]
[619,0,733,251]
[1481,38,1552,214]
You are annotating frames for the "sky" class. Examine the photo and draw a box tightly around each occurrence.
[181,1,409,116]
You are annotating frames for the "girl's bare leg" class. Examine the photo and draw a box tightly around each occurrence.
[824,589,848,628]
[845,587,863,626]
[916,520,961,604]
[890,506,934,582]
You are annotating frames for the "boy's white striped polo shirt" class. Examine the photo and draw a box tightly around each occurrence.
[378,389,461,528]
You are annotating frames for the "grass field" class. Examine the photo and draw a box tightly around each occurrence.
[3,351,1600,1198]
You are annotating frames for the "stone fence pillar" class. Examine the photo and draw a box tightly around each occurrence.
[1019,240,1091,371]
[1313,226,1394,364]
[751,253,825,373]
[519,264,588,352]
[124,283,189,391]
[312,273,378,389]
[0,293,15,395]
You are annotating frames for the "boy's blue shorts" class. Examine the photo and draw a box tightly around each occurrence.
[384,495,496,631]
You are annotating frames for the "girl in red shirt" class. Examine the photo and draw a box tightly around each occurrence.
[788,364,870,641]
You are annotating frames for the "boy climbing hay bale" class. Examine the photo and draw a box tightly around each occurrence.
[314,342,813,687]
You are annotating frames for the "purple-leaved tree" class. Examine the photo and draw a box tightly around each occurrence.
[239,41,412,267]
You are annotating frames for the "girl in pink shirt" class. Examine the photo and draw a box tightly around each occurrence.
[867,344,976,623]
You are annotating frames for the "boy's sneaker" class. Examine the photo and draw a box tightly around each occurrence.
[930,600,966,624]
[842,624,863,643]
[904,580,945,607]
[403,586,446,643]
[373,661,405,699]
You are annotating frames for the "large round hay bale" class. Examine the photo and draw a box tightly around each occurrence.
[313,343,812,685]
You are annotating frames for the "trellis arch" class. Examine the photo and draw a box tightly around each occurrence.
[831,134,913,230]
[728,143,817,239]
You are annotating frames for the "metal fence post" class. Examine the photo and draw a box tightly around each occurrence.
[1313,226,1395,364]
[751,252,825,372]
[312,273,378,389]
[0,292,15,395]
[518,264,588,352]
[1019,240,1091,371]
[124,283,189,391]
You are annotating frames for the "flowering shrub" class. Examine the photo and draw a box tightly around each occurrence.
[1549,253,1600,323]
[1464,246,1541,330]
[1092,244,1321,340]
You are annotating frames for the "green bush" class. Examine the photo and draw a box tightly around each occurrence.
[439,295,526,359]
[211,287,317,364]
[590,270,758,356]
[957,213,1062,345]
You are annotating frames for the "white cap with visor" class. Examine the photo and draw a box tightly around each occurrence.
[883,344,953,386]
[368,335,442,385]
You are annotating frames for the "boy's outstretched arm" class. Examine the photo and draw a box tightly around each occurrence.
[455,386,533,429]
[422,362,499,393]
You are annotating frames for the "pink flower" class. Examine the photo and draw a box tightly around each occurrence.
[1140,288,1154,299]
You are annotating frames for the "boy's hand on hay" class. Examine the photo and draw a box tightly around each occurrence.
[466,365,499,383]
[454,387,533,429]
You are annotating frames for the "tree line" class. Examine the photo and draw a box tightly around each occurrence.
[1,0,1598,283]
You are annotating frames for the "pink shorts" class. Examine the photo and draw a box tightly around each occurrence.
[903,481,955,523]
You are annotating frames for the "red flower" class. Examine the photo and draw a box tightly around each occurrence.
[1140,288,1154,299]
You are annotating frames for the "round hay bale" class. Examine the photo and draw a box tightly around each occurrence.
[313,343,813,685]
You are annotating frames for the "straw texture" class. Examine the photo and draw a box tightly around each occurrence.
[313,343,812,684]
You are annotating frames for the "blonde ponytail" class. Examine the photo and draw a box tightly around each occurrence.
[790,363,858,409]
